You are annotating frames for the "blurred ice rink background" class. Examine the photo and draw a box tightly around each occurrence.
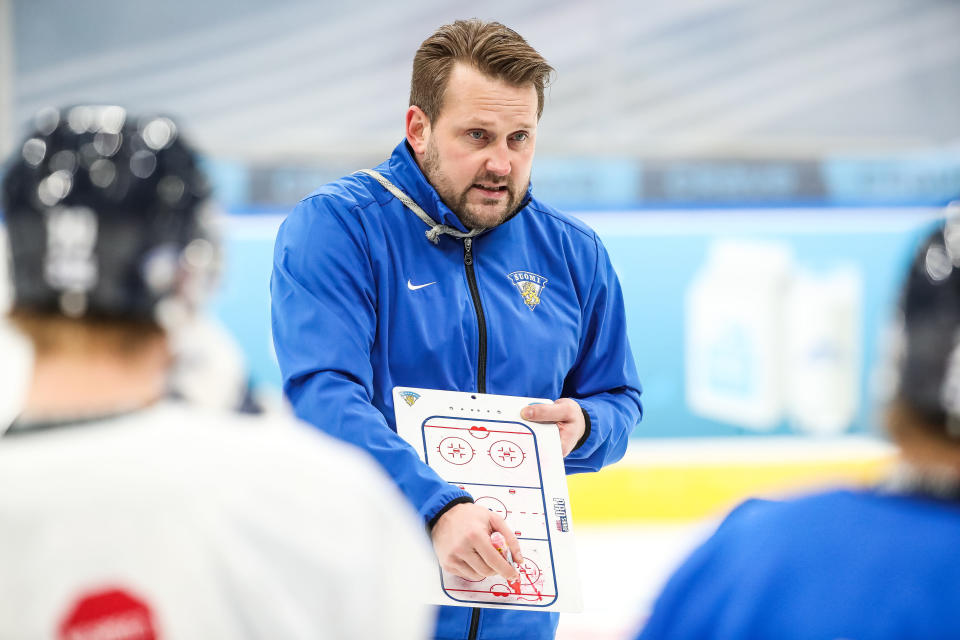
[2,1,959,637]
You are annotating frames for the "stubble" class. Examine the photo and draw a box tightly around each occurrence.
[421,141,526,231]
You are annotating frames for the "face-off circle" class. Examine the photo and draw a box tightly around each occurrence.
[476,496,509,519]
[438,437,475,464]
[488,440,525,468]
[451,572,485,583]
[518,557,542,583]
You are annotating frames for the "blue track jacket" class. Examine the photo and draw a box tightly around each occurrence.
[272,141,643,640]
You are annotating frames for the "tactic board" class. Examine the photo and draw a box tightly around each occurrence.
[394,387,582,613]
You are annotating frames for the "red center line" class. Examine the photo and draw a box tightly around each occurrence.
[425,424,532,436]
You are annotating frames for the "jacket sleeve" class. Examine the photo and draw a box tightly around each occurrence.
[270,195,471,524]
[562,236,643,474]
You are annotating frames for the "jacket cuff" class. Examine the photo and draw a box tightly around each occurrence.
[573,406,592,452]
[427,496,475,531]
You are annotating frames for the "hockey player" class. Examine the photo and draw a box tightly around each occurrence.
[0,106,433,640]
[638,216,960,639]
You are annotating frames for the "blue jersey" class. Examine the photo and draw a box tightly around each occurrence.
[639,489,960,640]
[271,141,643,640]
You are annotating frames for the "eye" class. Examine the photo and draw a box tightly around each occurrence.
[468,130,484,140]
[512,132,529,142]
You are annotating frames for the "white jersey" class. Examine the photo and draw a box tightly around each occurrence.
[0,402,434,640]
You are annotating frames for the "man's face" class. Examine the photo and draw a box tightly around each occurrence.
[419,63,538,230]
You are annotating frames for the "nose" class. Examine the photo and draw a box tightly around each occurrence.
[485,142,511,177]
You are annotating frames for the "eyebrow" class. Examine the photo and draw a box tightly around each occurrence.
[468,119,535,130]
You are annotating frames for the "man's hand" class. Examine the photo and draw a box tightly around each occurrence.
[521,398,585,456]
[431,502,522,582]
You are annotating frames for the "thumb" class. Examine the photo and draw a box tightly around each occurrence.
[520,402,550,422]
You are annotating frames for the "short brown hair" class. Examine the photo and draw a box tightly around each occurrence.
[8,309,164,359]
[885,397,960,448]
[410,19,554,122]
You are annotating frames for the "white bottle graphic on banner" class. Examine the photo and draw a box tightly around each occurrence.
[784,267,862,436]
[685,240,792,430]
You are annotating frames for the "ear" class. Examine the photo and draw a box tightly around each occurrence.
[405,106,431,156]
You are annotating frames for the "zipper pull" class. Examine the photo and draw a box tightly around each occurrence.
[464,238,474,266]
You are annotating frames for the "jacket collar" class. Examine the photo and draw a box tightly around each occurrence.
[382,140,533,234]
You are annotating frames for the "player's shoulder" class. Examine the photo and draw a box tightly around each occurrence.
[0,404,406,533]
[177,405,415,521]
[717,489,873,537]
[153,403,390,489]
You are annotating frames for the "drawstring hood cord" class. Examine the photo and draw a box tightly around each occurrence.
[358,169,484,245]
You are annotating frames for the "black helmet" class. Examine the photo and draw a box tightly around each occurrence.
[1,105,218,325]
[893,205,960,434]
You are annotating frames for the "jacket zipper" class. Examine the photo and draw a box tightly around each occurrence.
[468,608,481,639]
[464,237,485,640]
[463,238,487,394]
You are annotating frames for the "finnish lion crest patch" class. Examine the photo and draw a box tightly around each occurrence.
[399,391,421,407]
[507,271,548,310]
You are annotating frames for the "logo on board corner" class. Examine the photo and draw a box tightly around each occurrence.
[399,391,421,407]
[553,498,570,532]
[507,271,548,310]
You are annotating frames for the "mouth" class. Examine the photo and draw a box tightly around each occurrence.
[472,184,509,198]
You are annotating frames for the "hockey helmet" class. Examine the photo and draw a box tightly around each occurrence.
[1,105,218,326]
[891,204,960,434]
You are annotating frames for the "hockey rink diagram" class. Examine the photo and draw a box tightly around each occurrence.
[423,416,558,607]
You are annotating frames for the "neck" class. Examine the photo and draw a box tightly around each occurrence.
[19,339,170,423]
[897,428,960,473]
[882,432,960,500]
[884,458,960,500]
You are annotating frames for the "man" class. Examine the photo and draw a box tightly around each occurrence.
[637,218,960,639]
[0,106,433,639]
[272,19,643,640]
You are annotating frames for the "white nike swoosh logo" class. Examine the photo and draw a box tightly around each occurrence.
[407,279,437,291]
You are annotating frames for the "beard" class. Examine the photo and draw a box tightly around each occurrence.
[421,139,526,230]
